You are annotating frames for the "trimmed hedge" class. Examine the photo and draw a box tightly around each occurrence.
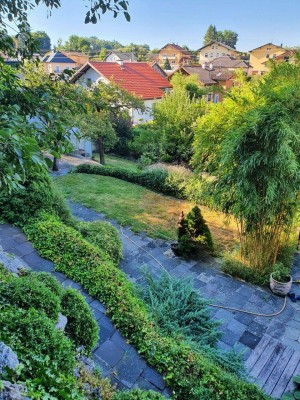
[61,288,99,353]
[0,306,75,375]
[113,389,165,400]
[74,164,186,198]
[24,214,269,400]
[78,221,122,266]
[0,275,61,321]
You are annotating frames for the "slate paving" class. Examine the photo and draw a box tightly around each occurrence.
[68,201,300,397]
[2,200,300,397]
[0,223,170,397]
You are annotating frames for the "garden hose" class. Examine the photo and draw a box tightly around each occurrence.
[120,227,288,318]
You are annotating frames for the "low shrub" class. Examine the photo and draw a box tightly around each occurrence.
[282,375,300,399]
[78,221,122,266]
[24,214,269,400]
[61,288,99,353]
[140,271,220,347]
[221,252,270,286]
[0,275,60,321]
[113,389,165,400]
[140,271,245,377]
[0,306,75,375]
[0,169,75,227]
[24,270,64,298]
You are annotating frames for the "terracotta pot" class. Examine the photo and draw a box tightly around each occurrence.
[270,273,292,296]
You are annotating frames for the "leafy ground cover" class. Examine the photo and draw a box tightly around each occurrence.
[57,173,238,253]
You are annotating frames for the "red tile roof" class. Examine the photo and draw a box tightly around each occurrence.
[72,62,172,100]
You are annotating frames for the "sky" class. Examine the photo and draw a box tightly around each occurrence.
[25,0,300,52]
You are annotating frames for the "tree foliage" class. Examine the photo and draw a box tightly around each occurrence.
[163,57,172,70]
[154,75,205,164]
[31,30,51,54]
[193,59,300,270]
[203,24,238,48]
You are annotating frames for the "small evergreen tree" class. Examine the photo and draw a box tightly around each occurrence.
[163,57,172,70]
[186,206,214,251]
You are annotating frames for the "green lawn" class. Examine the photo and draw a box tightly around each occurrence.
[58,173,238,252]
[92,153,139,172]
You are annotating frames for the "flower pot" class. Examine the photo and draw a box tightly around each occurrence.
[171,242,181,257]
[270,273,292,296]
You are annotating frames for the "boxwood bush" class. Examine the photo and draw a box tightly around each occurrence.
[78,221,122,266]
[0,169,75,227]
[61,288,99,353]
[113,389,165,400]
[24,214,269,400]
[0,275,61,321]
[24,270,64,298]
[0,306,75,375]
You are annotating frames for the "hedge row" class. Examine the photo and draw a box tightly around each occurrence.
[74,164,189,199]
[24,214,269,400]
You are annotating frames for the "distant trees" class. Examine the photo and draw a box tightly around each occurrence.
[203,24,238,49]
[31,31,51,54]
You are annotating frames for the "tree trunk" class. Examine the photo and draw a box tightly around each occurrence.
[52,157,59,171]
[98,137,105,165]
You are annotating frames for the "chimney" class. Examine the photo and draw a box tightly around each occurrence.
[117,60,124,66]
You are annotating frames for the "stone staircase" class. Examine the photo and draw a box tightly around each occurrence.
[246,334,300,398]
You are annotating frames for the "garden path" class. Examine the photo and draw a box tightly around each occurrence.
[0,223,171,397]
[68,201,300,398]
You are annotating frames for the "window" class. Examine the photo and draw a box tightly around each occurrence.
[267,47,271,50]
[222,53,225,56]
[216,53,219,58]
[214,93,219,103]
[171,60,175,64]
[172,54,176,57]
[266,54,270,58]
[204,52,208,58]
[55,65,60,73]
[273,54,277,58]
[162,54,167,59]
[210,53,213,57]
[215,45,218,49]
[207,93,212,101]
[212,45,214,49]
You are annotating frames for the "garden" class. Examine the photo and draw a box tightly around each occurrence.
[1,1,300,398]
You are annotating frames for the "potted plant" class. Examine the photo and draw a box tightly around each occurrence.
[270,262,292,296]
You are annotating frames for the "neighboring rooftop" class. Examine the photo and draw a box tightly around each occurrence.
[207,56,249,69]
[198,41,238,52]
[71,61,172,100]
[249,43,285,52]
[104,51,138,62]
[43,51,76,63]
[159,43,190,54]
[173,66,217,85]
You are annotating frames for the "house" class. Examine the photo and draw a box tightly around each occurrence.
[171,65,236,103]
[158,43,192,69]
[198,41,239,63]
[261,50,296,68]
[104,51,137,62]
[42,51,78,74]
[70,61,172,124]
[203,56,249,73]
[61,51,89,66]
[249,43,286,75]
